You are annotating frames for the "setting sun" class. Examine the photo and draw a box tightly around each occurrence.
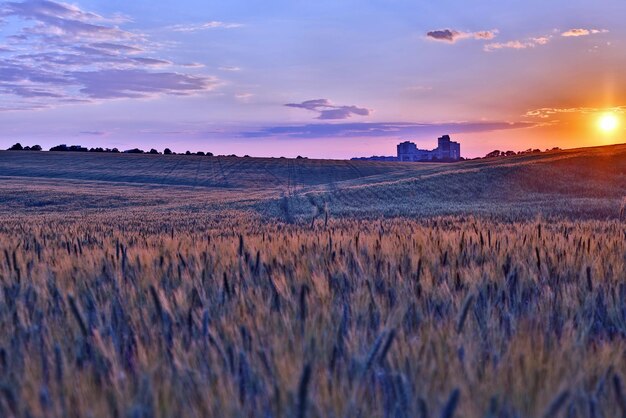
[598,113,619,133]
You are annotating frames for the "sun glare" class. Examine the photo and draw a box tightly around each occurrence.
[598,113,619,133]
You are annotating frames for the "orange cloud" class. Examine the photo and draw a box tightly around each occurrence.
[561,28,608,37]
[524,106,626,119]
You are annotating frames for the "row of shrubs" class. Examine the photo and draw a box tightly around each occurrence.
[482,147,562,159]
[6,143,218,156]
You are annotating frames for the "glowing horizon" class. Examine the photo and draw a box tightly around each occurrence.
[1,0,625,158]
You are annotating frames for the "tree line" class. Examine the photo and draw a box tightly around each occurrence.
[482,147,562,159]
[6,143,218,156]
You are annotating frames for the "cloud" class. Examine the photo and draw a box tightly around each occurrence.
[0,1,220,110]
[235,93,253,102]
[561,28,608,37]
[241,121,535,139]
[79,130,109,136]
[0,0,134,41]
[426,29,458,42]
[131,57,172,67]
[426,28,498,43]
[168,21,243,32]
[89,42,143,54]
[219,66,241,72]
[179,62,205,68]
[525,106,625,119]
[484,40,535,51]
[485,27,608,52]
[473,30,498,40]
[484,35,553,52]
[71,69,217,99]
[532,37,551,45]
[0,83,64,98]
[285,99,371,120]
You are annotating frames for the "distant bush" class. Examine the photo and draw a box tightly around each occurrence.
[485,150,501,158]
[484,147,558,159]
[185,151,191,155]
[149,148,160,155]
[164,148,173,155]
[124,148,145,154]
[196,151,205,156]
[25,145,42,151]
[6,144,43,151]
[49,144,88,152]
[88,147,120,153]
[519,148,542,155]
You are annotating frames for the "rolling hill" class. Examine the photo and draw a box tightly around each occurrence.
[0,143,624,219]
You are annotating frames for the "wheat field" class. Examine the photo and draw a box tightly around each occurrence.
[0,145,625,417]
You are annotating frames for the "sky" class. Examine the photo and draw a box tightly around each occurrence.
[0,0,625,158]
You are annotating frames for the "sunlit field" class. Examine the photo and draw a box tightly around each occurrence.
[0,144,625,417]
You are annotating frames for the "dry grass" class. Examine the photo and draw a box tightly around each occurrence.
[0,214,625,417]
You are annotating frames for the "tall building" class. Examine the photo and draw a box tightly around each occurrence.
[397,135,461,162]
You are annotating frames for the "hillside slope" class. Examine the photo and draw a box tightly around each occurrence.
[283,144,626,219]
[0,144,624,219]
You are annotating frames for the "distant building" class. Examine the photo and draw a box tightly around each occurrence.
[351,135,461,162]
[397,135,460,162]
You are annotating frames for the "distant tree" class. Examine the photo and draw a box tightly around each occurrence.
[296,155,304,159]
[50,144,68,152]
[111,148,120,153]
[185,151,191,155]
[8,143,23,151]
[149,148,159,155]
[68,145,88,152]
[124,148,145,154]
[164,148,172,155]
[196,151,205,156]
[205,152,214,157]
[504,150,516,156]
[31,145,42,151]
[244,154,250,158]
[485,150,501,158]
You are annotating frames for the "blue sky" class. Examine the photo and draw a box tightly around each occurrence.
[0,0,625,158]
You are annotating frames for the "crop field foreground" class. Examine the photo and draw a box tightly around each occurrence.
[0,144,625,417]
[0,215,626,417]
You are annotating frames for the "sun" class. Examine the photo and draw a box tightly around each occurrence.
[598,113,619,133]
